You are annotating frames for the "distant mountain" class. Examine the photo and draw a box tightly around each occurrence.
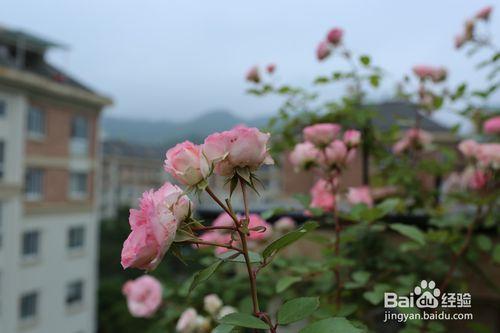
[101,110,269,146]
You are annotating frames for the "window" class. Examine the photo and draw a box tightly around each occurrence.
[0,141,4,179]
[0,100,6,117]
[66,280,83,306]
[21,230,40,259]
[68,226,85,250]
[25,168,43,200]
[71,116,88,139]
[19,291,38,320]
[27,106,45,137]
[69,172,88,199]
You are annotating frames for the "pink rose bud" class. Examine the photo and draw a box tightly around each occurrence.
[289,141,320,169]
[455,34,466,49]
[212,212,235,229]
[164,141,208,186]
[176,308,199,333]
[266,63,276,74]
[303,123,341,146]
[316,41,331,61]
[476,143,500,169]
[458,139,479,158]
[121,182,191,270]
[247,214,273,241]
[203,125,273,177]
[483,116,500,134]
[310,178,337,212]
[347,186,374,207]
[343,129,361,147]
[469,170,489,190]
[412,65,447,82]
[322,140,348,167]
[392,138,410,155]
[204,294,223,315]
[274,217,297,233]
[122,276,162,318]
[327,27,344,45]
[246,66,260,83]
[476,6,493,21]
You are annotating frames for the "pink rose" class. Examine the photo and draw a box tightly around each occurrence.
[316,41,331,61]
[327,28,343,45]
[246,66,260,83]
[455,34,466,49]
[392,138,410,155]
[343,129,361,147]
[213,212,235,229]
[266,63,276,74]
[289,142,320,169]
[477,143,500,169]
[406,128,433,146]
[476,6,493,21]
[203,125,273,177]
[274,217,297,233]
[176,308,198,333]
[347,186,373,207]
[204,294,223,315]
[469,169,489,190]
[458,139,479,158]
[310,178,337,212]
[164,141,208,186]
[121,183,191,270]
[483,116,500,134]
[321,140,348,167]
[122,275,162,318]
[412,65,447,82]
[247,214,273,241]
[303,123,341,146]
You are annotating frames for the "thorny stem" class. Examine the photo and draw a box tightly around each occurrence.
[439,205,483,292]
[239,179,261,315]
[187,240,242,252]
[333,208,342,309]
[205,186,240,226]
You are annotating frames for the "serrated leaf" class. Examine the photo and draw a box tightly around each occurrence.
[276,276,302,293]
[212,324,235,333]
[359,55,371,66]
[218,250,262,263]
[278,297,319,325]
[262,221,318,258]
[363,284,391,305]
[219,313,268,329]
[476,235,492,252]
[299,317,364,333]
[389,223,426,246]
[189,260,223,293]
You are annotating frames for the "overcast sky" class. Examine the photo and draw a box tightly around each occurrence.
[2,1,499,122]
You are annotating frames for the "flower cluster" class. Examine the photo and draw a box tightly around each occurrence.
[316,27,344,61]
[454,6,493,49]
[122,275,163,318]
[245,63,276,84]
[290,123,361,212]
[445,139,500,192]
[176,294,236,333]
[164,125,273,185]
[483,116,500,135]
[412,65,447,83]
[392,128,433,155]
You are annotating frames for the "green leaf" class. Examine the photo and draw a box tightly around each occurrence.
[262,221,319,258]
[363,284,391,305]
[492,244,500,264]
[389,223,426,246]
[359,55,371,66]
[299,317,364,333]
[476,235,492,252]
[219,313,268,329]
[212,324,235,333]
[278,297,319,325]
[369,75,380,88]
[218,250,262,263]
[189,260,223,293]
[276,276,302,293]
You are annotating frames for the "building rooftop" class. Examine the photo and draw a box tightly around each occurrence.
[0,25,111,106]
[102,140,165,160]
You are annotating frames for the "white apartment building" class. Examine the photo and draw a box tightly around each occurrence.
[0,28,111,333]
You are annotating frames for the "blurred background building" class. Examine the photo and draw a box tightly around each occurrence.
[0,27,111,333]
